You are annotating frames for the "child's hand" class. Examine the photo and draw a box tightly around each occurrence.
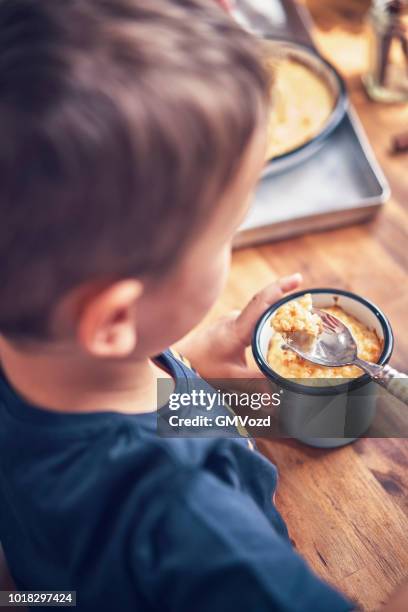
[174,273,302,379]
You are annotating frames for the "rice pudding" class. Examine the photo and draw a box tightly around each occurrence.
[272,293,322,338]
[268,294,382,380]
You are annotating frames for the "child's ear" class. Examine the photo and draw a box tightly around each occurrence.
[77,280,143,358]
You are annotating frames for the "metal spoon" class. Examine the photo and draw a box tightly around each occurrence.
[284,308,408,405]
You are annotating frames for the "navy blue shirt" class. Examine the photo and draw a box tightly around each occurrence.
[0,351,352,611]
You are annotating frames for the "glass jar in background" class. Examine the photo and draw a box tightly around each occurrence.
[363,0,408,102]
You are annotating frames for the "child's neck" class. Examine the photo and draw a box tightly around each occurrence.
[0,338,173,415]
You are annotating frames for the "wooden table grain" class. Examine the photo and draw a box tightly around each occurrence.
[206,18,408,612]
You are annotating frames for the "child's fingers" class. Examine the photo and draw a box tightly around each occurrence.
[234,273,302,347]
[216,0,233,12]
[278,273,303,293]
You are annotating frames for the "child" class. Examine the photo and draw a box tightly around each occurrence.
[0,0,353,610]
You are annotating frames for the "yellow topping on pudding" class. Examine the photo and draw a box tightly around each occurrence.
[265,58,335,161]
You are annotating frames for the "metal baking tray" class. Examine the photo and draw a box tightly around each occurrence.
[233,0,390,248]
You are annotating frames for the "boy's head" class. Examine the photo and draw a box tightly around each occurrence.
[0,0,269,358]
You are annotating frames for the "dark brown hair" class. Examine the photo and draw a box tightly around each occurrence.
[0,0,269,338]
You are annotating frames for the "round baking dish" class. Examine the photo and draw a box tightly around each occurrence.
[261,40,348,177]
[252,288,394,447]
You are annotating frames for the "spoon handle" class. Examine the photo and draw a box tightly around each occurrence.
[354,358,408,405]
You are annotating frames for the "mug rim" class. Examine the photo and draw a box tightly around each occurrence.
[252,288,394,396]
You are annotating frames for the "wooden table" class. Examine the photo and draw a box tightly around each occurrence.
[206,16,408,612]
